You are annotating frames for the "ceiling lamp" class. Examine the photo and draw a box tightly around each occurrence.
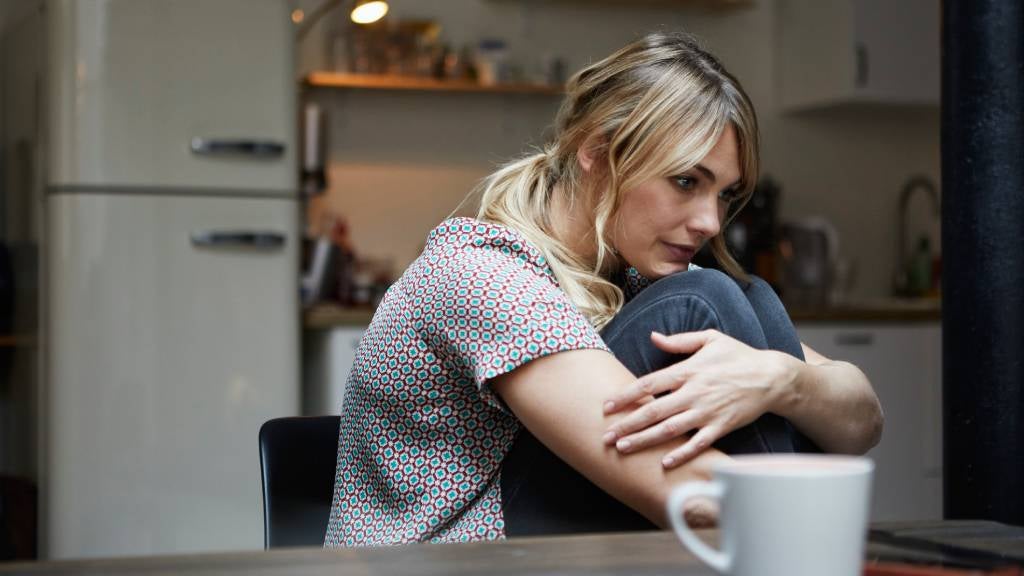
[350,0,388,24]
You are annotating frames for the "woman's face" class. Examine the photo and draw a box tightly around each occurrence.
[609,125,743,279]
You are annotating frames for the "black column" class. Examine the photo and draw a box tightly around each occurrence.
[942,0,1024,522]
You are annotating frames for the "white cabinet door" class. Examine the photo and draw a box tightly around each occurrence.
[47,193,299,558]
[851,0,940,105]
[303,326,365,415]
[796,323,942,522]
[47,0,295,192]
[778,0,940,110]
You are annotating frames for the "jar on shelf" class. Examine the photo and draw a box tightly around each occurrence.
[475,38,509,85]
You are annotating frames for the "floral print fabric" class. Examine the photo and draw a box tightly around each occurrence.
[324,218,608,547]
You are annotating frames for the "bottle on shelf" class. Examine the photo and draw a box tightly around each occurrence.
[475,38,509,86]
[908,235,933,297]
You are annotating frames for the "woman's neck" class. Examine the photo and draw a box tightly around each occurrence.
[549,183,620,273]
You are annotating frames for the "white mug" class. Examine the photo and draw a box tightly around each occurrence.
[667,454,874,576]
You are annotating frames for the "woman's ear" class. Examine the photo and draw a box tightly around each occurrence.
[576,133,605,174]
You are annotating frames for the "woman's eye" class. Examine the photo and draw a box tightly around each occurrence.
[672,176,697,191]
[719,188,740,203]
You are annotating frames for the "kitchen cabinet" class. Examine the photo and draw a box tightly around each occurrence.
[302,324,365,415]
[796,321,942,522]
[778,0,940,110]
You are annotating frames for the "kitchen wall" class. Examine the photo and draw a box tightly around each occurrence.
[299,0,941,299]
[0,1,13,37]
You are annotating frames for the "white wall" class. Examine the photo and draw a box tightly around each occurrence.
[299,0,940,299]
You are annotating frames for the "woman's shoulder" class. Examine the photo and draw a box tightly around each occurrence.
[423,217,554,280]
[425,217,527,249]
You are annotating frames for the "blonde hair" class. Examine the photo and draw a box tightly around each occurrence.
[475,32,760,329]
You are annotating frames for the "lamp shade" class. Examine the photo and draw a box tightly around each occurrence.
[351,0,388,24]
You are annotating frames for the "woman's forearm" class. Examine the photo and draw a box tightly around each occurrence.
[770,352,884,454]
[492,348,732,528]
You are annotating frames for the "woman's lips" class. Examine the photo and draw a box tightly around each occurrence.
[661,241,696,263]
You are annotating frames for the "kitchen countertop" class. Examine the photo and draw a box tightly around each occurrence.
[304,298,941,330]
[304,304,377,329]
[787,297,941,323]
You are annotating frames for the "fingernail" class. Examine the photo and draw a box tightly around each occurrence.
[602,431,616,444]
[651,331,665,338]
[603,401,615,413]
[662,456,675,467]
[616,439,631,451]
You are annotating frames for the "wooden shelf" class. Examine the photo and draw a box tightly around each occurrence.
[484,0,754,8]
[304,72,563,95]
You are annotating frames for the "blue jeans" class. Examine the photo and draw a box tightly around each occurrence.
[500,269,818,536]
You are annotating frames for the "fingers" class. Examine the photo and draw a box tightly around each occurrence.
[602,330,717,415]
[603,387,694,444]
[660,426,722,469]
[650,329,718,354]
[682,496,720,529]
[603,362,691,415]
[609,409,705,455]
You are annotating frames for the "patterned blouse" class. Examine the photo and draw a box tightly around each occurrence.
[324,218,610,547]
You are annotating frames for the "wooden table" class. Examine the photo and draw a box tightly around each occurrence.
[4,531,706,576]
[4,523,1023,576]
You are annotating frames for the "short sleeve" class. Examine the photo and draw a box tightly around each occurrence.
[413,233,608,413]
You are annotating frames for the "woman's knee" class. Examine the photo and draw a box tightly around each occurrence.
[741,275,780,305]
[743,274,771,294]
[645,268,748,311]
[604,269,764,347]
[736,274,805,361]
[668,271,787,332]
[602,268,769,375]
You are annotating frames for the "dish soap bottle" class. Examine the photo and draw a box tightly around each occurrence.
[908,236,932,297]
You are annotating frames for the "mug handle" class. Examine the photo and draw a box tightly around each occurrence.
[667,481,732,574]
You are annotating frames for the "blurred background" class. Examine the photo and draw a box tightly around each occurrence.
[0,0,942,563]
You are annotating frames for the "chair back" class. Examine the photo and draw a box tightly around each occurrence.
[259,416,341,548]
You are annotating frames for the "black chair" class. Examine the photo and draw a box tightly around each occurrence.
[258,416,341,548]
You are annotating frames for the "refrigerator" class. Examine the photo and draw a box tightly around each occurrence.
[41,0,299,559]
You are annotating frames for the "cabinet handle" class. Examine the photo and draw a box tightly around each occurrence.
[190,138,286,158]
[834,332,874,346]
[855,43,870,87]
[190,230,287,250]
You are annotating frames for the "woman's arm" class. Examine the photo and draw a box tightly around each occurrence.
[773,342,884,454]
[490,348,731,528]
[601,331,883,465]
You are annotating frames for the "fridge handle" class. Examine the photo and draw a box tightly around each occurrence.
[190,230,287,249]
[190,138,286,158]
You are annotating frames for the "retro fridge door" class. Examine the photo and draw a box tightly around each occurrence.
[46,193,299,558]
[46,0,295,193]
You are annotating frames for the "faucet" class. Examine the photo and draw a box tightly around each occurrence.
[896,175,940,295]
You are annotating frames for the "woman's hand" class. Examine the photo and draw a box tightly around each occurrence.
[602,330,799,469]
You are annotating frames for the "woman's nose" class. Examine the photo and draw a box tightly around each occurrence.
[687,195,721,241]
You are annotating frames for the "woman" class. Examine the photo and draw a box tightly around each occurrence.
[324,32,882,547]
